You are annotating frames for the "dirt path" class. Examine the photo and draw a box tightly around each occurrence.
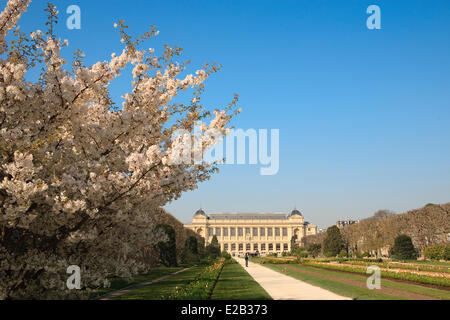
[97,267,192,300]
[283,265,435,300]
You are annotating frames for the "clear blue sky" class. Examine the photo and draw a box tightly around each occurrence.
[13,0,450,227]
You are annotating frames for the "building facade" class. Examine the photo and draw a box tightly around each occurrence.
[185,209,318,256]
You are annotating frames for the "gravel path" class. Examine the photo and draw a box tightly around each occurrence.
[236,258,350,300]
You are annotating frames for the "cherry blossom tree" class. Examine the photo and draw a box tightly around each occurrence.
[0,0,238,299]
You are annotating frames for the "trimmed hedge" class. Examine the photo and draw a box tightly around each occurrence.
[424,245,450,261]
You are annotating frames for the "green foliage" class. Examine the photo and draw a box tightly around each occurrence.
[424,245,450,261]
[210,235,219,248]
[155,224,178,267]
[182,236,200,264]
[185,236,198,255]
[221,251,235,264]
[290,235,298,254]
[322,226,344,257]
[291,247,308,258]
[392,235,417,260]
[306,243,321,258]
[338,249,348,258]
[260,257,298,264]
[205,235,221,259]
[165,258,225,300]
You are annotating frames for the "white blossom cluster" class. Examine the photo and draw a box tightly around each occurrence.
[0,0,238,299]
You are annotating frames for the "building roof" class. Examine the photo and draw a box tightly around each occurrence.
[208,213,287,220]
[194,209,207,217]
[289,209,303,217]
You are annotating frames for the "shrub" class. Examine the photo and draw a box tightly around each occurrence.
[338,249,347,258]
[222,252,232,260]
[425,245,450,261]
[323,226,344,257]
[425,246,445,260]
[306,243,321,258]
[155,224,178,267]
[392,235,417,260]
[445,246,450,261]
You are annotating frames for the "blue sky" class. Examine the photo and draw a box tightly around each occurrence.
[12,0,450,227]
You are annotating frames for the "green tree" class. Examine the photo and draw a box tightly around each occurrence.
[155,224,178,267]
[392,234,417,260]
[322,226,344,257]
[185,236,199,255]
[290,235,298,254]
[307,243,321,258]
[182,236,199,264]
[338,249,347,258]
[205,235,221,258]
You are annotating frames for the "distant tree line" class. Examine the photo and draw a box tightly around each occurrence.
[304,203,450,259]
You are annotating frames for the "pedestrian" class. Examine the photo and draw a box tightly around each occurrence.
[245,253,249,267]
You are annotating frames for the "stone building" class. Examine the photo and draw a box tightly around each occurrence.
[185,209,318,256]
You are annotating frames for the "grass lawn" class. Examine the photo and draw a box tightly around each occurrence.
[91,267,182,299]
[112,266,205,300]
[263,264,402,300]
[211,262,272,300]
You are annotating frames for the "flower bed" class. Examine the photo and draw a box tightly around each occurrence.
[301,261,450,287]
[259,257,299,264]
[340,260,450,274]
[165,258,225,300]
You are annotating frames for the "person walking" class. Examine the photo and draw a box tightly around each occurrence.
[245,253,249,267]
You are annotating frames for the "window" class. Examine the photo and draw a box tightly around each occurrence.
[238,227,243,236]
[230,228,236,236]
[283,243,288,251]
[246,243,251,250]
[231,243,236,251]
[208,228,213,236]
[267,228,273,236]
[252,227,258,236]
[275,227,280,236]
[261,243,266,250]
[268,243,273,251]
[276,243,281,251]
[223,227,228,236]
[215,227,221,236]
[245,227,250,235]
[239,243,243,250]
[282,228,287,236]
[260,228,265,236]
[253,243,258,251]
[224,244,228,251]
